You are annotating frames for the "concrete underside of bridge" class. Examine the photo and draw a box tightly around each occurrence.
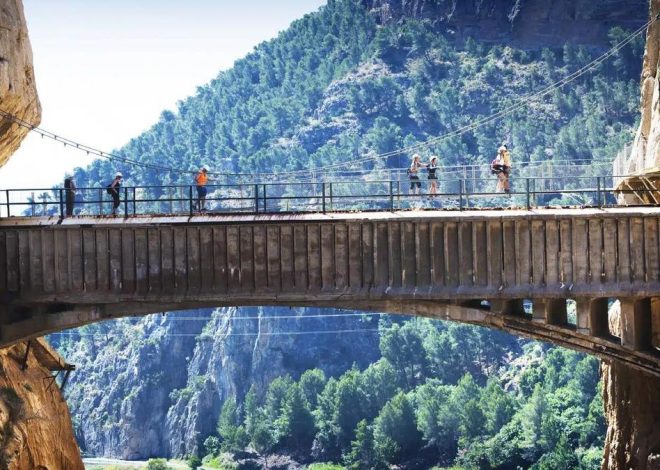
[1,207,659,375]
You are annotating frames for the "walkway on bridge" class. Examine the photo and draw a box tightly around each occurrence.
[0,206,658,376]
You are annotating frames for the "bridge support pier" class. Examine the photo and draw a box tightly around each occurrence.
[489,299,525,316]
[620,297,652,351]
[652,298,660,349]
[576,298,609,337]
[533,299,567,326]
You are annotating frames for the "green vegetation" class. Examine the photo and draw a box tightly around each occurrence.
[59,0,640,467]
[200,319,604,469]
[67,0,641,201]
[146,459,169,470]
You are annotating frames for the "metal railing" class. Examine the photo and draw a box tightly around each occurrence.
[1,174,656,219]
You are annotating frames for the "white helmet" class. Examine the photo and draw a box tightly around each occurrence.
[115,172,123,178]
[201,165,209,172]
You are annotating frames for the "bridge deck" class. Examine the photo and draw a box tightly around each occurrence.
[0,207,659,375]
[1,205,658,225]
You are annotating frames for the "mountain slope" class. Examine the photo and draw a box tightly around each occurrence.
[54,0,648,463]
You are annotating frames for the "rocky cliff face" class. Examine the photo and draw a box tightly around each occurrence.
[602,2,660,469]
[60,307,380,459]
[0,0,41,167]
[0,341,83,469]
[0,1,79,467]
[362,0,647,49]
[602,362,660,470]
[625,0,660,176]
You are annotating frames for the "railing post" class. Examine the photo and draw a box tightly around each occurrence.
[329,182,333,211]
[189,185,193,216]
[322,182,326,213]
[254,184,259,213]
[389,181,394,211]
[98,188,103,215]
[459,179,464,210]
[59,189,64,218]
[525,178,531,210]
[596,176,602,207]
[132,187,137,215]
[396,180,401,209]
[168,186,173,214]
[124,187,129,217]
[263,184,267,212]
[5,190,9,217]
[31,191,35,216]
[462,179,469,208]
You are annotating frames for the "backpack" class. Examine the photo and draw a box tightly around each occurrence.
[106,183,113,195]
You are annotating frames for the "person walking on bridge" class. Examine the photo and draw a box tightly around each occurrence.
[63,173,76,217]
[408,154,424,196]
[108,172,122,216]
[497,144,511,194]
[194,165,210,212]
[427,156,439,197]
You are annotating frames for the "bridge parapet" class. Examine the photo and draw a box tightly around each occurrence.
[0,208,659,374]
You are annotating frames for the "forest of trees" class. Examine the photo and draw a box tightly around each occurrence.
[199,319,604,469]
[58,0,646,468]
[67,0,643,193]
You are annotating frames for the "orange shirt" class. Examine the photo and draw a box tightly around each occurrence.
[195,171,208,186]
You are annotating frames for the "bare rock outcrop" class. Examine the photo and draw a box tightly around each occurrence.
[615,0,660,203]
[601,361,660,470]
[362,0,647,49]
[0,0,41,168]
[0,340,83,469]
[602,298,660,469]
[0,1,80,467]
[626,0,660,176]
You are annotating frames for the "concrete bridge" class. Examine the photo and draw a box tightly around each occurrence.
[1,207,659,375]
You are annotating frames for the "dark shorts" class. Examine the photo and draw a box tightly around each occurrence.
[409,176,421,189]
[428,175,437,180]
[197,186,207,198]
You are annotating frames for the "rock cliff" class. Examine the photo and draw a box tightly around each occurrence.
[601,361,660,469]
[602,298,660,468]
[362,0,648,49]
[602,1,660,469]
[0,1,80,467]
[0,340,83,469]
[0,0,41,167]
[59,307,380,459]
[622,0,660,177]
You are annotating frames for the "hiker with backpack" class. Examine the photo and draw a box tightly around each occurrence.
[107,172,122,215]
[194,165,210,212]
[491,144,511,194]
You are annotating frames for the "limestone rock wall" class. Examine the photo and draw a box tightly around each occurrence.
[602,300,660,470]
[0,342,83,470]
[601,361,660,470]
[0,0,41,168]
[0,1,79,467]
[602,2,660,469]
[624,0,660,176]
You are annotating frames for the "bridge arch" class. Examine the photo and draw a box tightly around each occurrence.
[1,208,659,375]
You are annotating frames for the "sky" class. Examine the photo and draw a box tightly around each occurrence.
[0,0,326,189]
